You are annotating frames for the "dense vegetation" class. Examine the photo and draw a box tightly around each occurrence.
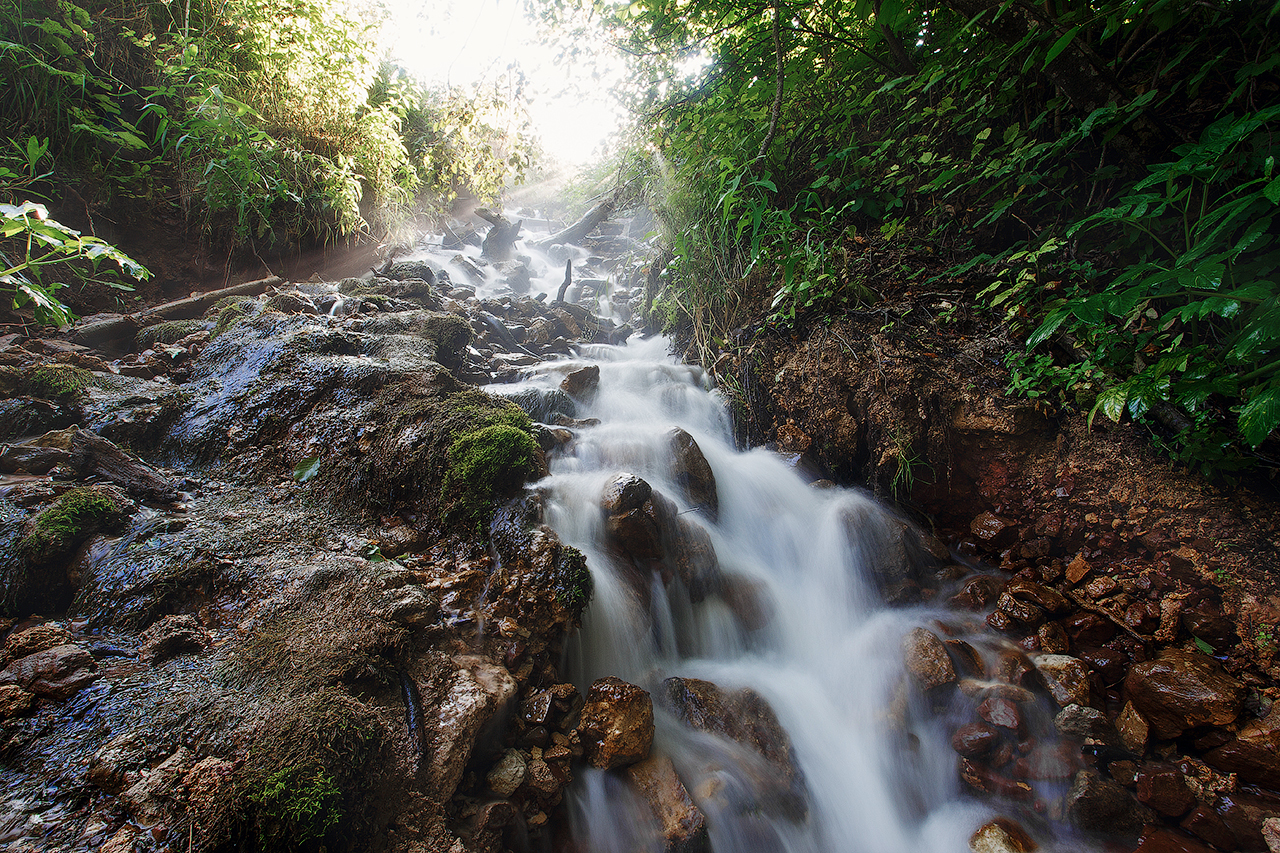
[1,0,535,324]
[580,0,1279,474]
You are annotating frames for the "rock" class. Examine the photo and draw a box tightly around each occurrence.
[1065,769,1153,839]
[1136,765,1195,817]
[1033,654,1092,707]
[667,428,718,521]
[0,683,35,718]
[560,364,600,399]
[1181,804,1240,850]
[578,676,655,769]
[970,817,1038,853]
[1263,817,1280,853]
[1118,701,1150,753]
[1123,649,1245,739]
[182,756,235,819]
[971,511,1015,544]
[1076,646,1128,685]
[662,676,807,820]
[1204,702,1280,788]
[119,747,194,823]
[0,643,98,700]
[89,732,149,794]
[524,757,564,797]
[1054,704,1117,742]
[1037,622,1069,654]
[978,697,1022,730]
[486,749,527,796]
[903,627,957,690]
[1132,826,1218,853]
[602,472,653,515]
[624,756,710,853]
[2,622,71,662]
[100,826,140,853]
[1062,612,1115,647]
[668,516,722,602]
[952,721,1001,757]
[428,656,518,801]
[1005,579,1071,614]
[138,614,210,664]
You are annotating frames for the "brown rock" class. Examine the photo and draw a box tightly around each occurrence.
[952,722,1001,757]
[1181,805,1239,851]
[969,817,1038,852]
[1262,817,1280,853]
[1136,765,1195,817]
[119,747,193,823]
[1076,646,1128,685]
[1054,704,1117,742]
[1124,649,1245,739]
[578,676,655,769]
[560,364,600,399]
[428,656,518,801]
[979,697,1022,730]
[100,826,140,853]
[951,575,1003,610]
[138,614,210,664]
[1132,826,1218,853]
[0,683,35,718]
[1118,701,1150,754]
[1204,703,1280,789]
[1006,579,1071,614]
[1063,612,1115,646]
[720,573,773,631]
[0,643,98,700]
[997,592,1046,628]
[1065,769,1153,839]
[972,511,1015,544]
[668,516,722,602]
[524,758,563,797]
[625,756,710,853]
[903,627,957,690]
[1037,622,1070,654]
[2,622,72,661]
[667,428,718,521]
[662,677,807,820]
[1066,554,1092,584]
[1034,654,1092,707]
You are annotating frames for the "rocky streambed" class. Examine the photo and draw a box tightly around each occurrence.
[0,236,1278,853]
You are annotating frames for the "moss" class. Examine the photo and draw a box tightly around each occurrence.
[421,312,472,355]
[250,765,342,849]
[0,365,20,396]
[19,485,131,564]
[137,319,206,349]
[211,300,256,339]
[442,422,537,533]
[553,544,594,610]
[21,363,94,399]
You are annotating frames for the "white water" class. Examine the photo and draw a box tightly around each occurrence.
[489,336,981,853]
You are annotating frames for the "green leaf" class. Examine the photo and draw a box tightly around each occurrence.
[1095,384,1129,424]
[293,456,322,482]
[1042,26,1081,70]
[1264,176,1280,204]
[1193,637,1216,654]
[1238,386,1280,447]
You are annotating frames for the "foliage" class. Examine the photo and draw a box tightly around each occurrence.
[442,418,538,533]
[569,0,1280,473]
[250,765,342,849]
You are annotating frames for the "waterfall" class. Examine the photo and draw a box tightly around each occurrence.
[495,335,1085,853]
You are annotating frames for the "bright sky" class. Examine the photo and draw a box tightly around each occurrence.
[380,0,629,166]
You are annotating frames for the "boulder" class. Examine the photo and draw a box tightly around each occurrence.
[903,627,957,690]
[952,722,1001,757]
[1204,702,1280,789]
[138,614,210,664]
[578,676,655,769]
[2,622,72,662]
[667,428,718,521]
[624,756,710,853]
[486,749,526,796]
[662,677,807,820]
[0,643,98,700]
[1065,769,1153,839]
[560,365,600,399]
[1123,649,1245,739]
[0,683,35,719]
[970,817,1038,853]
[1132,826,1219,853]
[1135,765,1195,817]
[1033,654,1092,707]
[427,656,518,801]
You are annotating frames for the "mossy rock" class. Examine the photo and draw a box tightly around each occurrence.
[0,364,21,396]
[0,397,77,441]
[137,319,207,349]
[552,544,593,610]
[442,423,538,532]
[211,299,258,339]
[21,363,95,399]
[264,291,318,315]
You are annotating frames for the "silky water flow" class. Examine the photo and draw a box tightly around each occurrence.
[489,336,1090,853]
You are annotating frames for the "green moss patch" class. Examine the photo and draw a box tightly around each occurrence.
[19,484,132,565]
[209,298,259,339]
[442,422,537,532]
[553,545,594,610]
[137,319,206,349]
[21,363,94,399]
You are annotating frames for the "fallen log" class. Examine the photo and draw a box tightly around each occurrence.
[71,275,283,349]
[534,198,615,249]
[31,426,179,501]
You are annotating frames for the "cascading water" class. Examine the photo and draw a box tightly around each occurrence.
[492,336,1092,853]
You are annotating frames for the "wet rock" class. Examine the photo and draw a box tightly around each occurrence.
[1076,646,1127,685]
[1006,579,1071,614]
[1204,703,1280,788]
[385,260,439,283]
[952,721,1001,757]
[100,826,141,853]
[950,575,1002,610]
[1033,654,1092,707]
[662,676,807,820]
[1063,612,1115,647]
[578,676,655,769]
[1065,769,1153,839]
[668,515,722,602]
[138,614,210,664]
[1264,817,1280,853]
[1181,804,1240,850]
[971,511,1015,545]
[0,682,35,718]
[1037,622,1069,654]
[969,817,1038,852]
[1054,704,1117,742]
[486,749,527,796]
[945,639,986,677]
[720,573,773,631]
[997,592,1046,628]
[119,746,193,823]
[1132,826,1218,853]
[625,755,710,853]
[2,622,72,662]
[979,697,1022,730]
[0,643,98,700]
[524,757,563,797]
[1136,765,1195,817]
[428,656,518,801]
[602,472,653,515]
[1118,701,1150,753]
[88,732,150,794]
[560,364,600,399]
[667,428,718,521]
[1123,649,1245,739]
[903,627,957,690]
